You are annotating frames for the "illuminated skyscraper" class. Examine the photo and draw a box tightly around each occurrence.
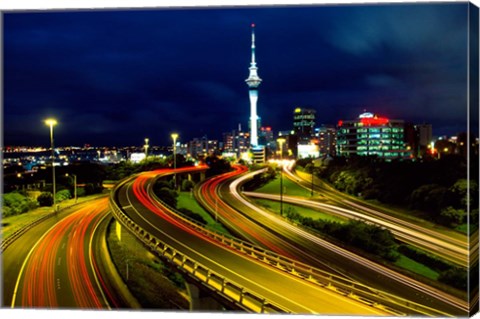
[336,112,410,160]
[245,23,262,147]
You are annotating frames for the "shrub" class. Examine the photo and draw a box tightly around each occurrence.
[438,267,467,290]
[181,179,195,192]
[2,192,38,216]
[177,208,206,225]
[37,192,54,207]
[55,189,72,202]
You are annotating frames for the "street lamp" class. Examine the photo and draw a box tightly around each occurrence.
[171,133,178,189]
[277,138,286,216]
[66,173,77,203]
[310,160,315,197]
[45,118,57,212]
[144,138,149,158]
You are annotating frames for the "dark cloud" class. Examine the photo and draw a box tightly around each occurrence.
[3,3,471,147]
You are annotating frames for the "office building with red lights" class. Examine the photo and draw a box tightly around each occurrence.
[336,112,411,159]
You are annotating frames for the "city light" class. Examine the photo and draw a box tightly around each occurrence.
[45,118,57,212]
[171,133,178,189]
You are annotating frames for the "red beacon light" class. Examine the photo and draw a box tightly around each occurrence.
[337,120,343,127]
[360,116,389,126]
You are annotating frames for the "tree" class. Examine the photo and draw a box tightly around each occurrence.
[55,189,72,203]
[37,192,54,207]
[439,206,465,227]
[2,192,38,217]
[181,179,195,192]
[439,267,468,290]
[177,208,206,225]
[156,187,178,208]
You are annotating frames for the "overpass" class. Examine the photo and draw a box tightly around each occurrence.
[109,167,410,315]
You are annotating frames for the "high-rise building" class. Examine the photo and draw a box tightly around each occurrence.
[187,136,218,159]
[293,107,316,142]
[336,112,410,160]
[245,23,262,148]
[315,125,337,156]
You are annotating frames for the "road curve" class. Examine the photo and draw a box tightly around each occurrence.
[212,167,468,316]
[287,166,469,267]
[111,167,390,315]
[9,198,122,309]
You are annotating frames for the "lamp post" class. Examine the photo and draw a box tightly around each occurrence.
[277,138,286,216]
[171,133,178,189]
[144,138,149,158]
[311,160,315,197]
[45,118,57,212]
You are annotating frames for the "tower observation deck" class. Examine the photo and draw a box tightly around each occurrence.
[245,23,262,148]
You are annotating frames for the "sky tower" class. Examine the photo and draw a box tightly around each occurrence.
[245,23,262,147]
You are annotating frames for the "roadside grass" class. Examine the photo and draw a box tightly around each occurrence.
[1,193,107,240]
[253,198,445,285]
[106,220,190,309]
[255,175,311,197]
[296,170,468,241]
[177,192,230,234]
[253,198,346,223]
[394,255,439,280]
[455,223,469,235]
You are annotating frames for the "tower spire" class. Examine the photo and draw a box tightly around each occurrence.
[246,23,262,89]
[250,23,256,67]
[245,23,262,148]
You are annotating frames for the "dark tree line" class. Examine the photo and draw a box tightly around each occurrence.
[284,207,399,261]
[315,155,478,228]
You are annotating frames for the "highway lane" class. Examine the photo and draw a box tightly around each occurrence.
[287,166,469,264]
[7,198,122,309]
[211,167,469,315]
[194,165,352,278]
[244,191,467,266]
[113,168,390,315]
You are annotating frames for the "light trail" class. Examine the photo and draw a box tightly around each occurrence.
[227,168,469,313]
[11,198,117,309]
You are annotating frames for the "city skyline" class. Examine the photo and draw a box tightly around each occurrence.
[4,3,474,147]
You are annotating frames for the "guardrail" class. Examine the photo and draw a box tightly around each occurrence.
[188,173,458,317]
[110,178,290,313]
[111,173,452,316]
[0,212,55,253]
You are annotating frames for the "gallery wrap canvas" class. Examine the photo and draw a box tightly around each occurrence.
[1,1,479,318]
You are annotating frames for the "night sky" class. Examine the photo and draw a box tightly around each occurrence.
[3,3,472,147]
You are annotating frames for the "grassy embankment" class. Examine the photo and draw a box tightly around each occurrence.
[177,191,230,234]
[106,220,190,309]
[1,193,107,240]
[104,189,231,309]
[253,177,444,281]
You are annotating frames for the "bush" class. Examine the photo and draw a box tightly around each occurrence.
[398,245,452,272]
[181,179,195,192]
[55,189,72,202]
[155,187,178,208]
[439,206,465,227]
[85,183,103,195]
[3,192,38,216]
[37,192,54,207]
[177,207,206,225]
[438,267,468,290]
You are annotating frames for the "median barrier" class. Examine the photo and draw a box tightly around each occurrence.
[110,173,452,316]
[109,178,291,313]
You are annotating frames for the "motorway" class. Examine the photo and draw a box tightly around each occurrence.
[287,165,470,267]
[198,165,469,316]
[111,167,391,315]
[3,198,124,309]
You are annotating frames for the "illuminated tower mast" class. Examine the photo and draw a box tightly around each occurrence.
[245,23,262,147]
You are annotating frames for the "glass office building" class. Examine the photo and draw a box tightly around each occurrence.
[336,112,411,159]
